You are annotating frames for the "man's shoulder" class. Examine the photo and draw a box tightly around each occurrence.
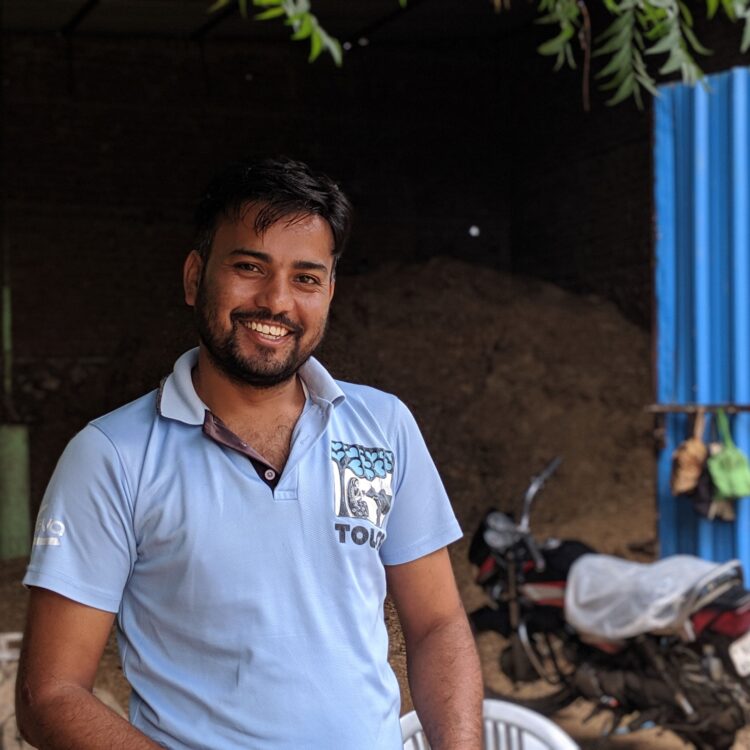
[88,388,160,444]
[333,380,413,426]
[53,390,161,484]
[336,379,399,407]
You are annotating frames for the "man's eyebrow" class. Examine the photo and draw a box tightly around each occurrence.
[293,260,329,273]
[228,248,271,262]
[228,248,330,274]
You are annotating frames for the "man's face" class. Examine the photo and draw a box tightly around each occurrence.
[183,204,336,388]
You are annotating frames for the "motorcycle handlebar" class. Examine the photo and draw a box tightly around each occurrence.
[519,456,562,532]
[522,531,546,573]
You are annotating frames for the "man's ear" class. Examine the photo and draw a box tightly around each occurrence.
[328,257,337,302]
[183,250,203,307]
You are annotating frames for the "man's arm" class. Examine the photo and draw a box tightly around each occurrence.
[16,587,162,750]
[386,547,483,750]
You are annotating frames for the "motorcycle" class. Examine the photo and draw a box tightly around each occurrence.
[468,458,750,750]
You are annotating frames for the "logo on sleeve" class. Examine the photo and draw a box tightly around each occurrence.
[331,442,393,549]
[33,502,66,546]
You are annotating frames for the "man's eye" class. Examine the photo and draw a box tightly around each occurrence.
[235,263,260,272]
[297,275,321,285]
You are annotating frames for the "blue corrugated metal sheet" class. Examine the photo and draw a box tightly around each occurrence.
[654,66,750,572]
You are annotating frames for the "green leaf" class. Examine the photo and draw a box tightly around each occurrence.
[596,44,633,78]
[639,2,666,23]
[536,12,565,24]
[637,70,661,95]
[538,25,575,55]
[682,24,712,54]
[398,0,408,6]
[291,13,313,39]
[254,5,285,19]
[688,62,707,85]
[707,0,720,18]
[600,63,631,88]
[646,30,679,55]
[659,51,684,74]
[309,26,323,61]
[743,17,750,51]
[324,35,343,66]
[238,0,248,17]
[595,12,631,43]
[720,0,737,19]
[643,20,670,40]
[594,28,630,56]
[565,42,577,68]
[596,43,631,77]
[678,1,694,26]
[598,67,630,90]
[207,0,231,13]
[633,83,645,109]
[606,72,635,104]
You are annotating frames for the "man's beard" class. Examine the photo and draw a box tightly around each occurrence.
[193,280,327,389]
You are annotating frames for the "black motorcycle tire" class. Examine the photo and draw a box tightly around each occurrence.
[473,622,579,716]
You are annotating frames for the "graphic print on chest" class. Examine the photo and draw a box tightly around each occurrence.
[331,441,394,530]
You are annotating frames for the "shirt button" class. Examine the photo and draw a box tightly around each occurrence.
[264,469,276,481]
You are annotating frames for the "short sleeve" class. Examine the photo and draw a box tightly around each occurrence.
[23,424,136,613]
[379,400,462,565]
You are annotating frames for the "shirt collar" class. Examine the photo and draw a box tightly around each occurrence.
[157,347,345,425]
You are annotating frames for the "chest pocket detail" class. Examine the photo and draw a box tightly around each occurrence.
[330,441,394,529]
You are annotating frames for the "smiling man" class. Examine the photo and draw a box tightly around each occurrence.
[16,157,483,750]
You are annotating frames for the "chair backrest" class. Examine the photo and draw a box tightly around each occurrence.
[0,632,22,662]
[401,698,580,750]
[401,709,431,750]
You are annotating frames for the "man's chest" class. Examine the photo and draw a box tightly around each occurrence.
[231,419,295,471]
[129,428,395,604]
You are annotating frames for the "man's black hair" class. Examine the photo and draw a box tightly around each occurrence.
[193,156,353,262]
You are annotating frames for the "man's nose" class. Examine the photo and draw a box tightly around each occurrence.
[254,273,292,312]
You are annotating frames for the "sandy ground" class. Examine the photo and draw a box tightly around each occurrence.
[2,259,745,747]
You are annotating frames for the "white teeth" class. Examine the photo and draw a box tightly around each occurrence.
[245,321,289,338]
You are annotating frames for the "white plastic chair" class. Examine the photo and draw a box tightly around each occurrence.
[0,632,22,662]
[401,698,580,750]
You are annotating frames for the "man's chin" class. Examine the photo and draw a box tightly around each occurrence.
[238,367,297,389]
[219,353,308,389]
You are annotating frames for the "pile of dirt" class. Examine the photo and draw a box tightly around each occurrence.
[0,258,661,746]
[322,257,654,557]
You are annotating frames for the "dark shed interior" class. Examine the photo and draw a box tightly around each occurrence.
[1,0,748,514]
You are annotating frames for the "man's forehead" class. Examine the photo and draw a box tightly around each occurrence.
[211,206,336,265]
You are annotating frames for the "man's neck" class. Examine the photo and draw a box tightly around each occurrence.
[191,347,306,424]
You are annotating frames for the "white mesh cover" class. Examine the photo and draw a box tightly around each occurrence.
[564,554,719,640]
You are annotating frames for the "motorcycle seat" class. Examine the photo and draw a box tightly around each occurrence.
[564,554,743,641]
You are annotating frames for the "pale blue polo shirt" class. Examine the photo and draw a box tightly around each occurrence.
[24,348,462,750]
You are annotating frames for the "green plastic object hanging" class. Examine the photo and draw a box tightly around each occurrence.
[1,232,31,559]
[707,410,750,499]
[0,423,30,558]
